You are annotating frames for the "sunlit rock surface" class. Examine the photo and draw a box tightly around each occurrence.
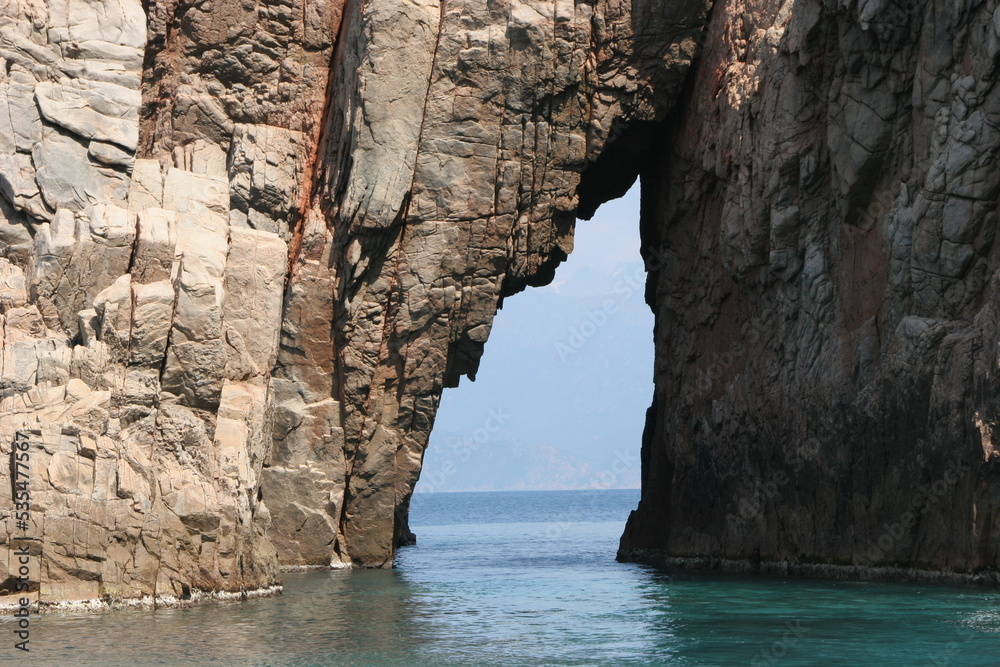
[0,0,707,603]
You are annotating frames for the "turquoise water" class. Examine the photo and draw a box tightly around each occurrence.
[11,489,1000,665]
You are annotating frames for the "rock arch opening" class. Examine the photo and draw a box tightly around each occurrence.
[414,184,652,499]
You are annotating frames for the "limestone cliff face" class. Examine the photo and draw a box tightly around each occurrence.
[0,0,707,603]
[619,0,1000,581]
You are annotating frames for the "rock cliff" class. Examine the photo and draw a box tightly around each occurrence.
[0,0,707,603]
[2,0,999,605]
[618,0,1000,582]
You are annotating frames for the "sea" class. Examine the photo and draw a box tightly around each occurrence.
[12,489,1000,665]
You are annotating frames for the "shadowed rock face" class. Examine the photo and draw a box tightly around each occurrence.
[619,0,1000,582]
[1,0,998,605]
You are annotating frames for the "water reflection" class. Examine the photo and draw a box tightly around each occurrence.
[25,569,426,666]
[637,573,1000,666]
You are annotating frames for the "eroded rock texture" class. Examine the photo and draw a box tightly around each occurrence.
[620,0,1000,581]
[4,0,999,605]
[0,0,709,603]
[0,0,304,601]
[291,0,708,567]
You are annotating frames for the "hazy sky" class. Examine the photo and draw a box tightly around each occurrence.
[416,185,652,492]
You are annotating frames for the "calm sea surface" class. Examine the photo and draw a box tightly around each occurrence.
[12,489,1000,665]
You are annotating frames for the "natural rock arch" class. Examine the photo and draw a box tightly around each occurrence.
[3,0,1000,606]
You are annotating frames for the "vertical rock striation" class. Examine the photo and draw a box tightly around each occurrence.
[0,0,341,602]
[620,0,1000,582]
[0,0,710,602]
[276,0,709,567]
[3,0,999,605]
